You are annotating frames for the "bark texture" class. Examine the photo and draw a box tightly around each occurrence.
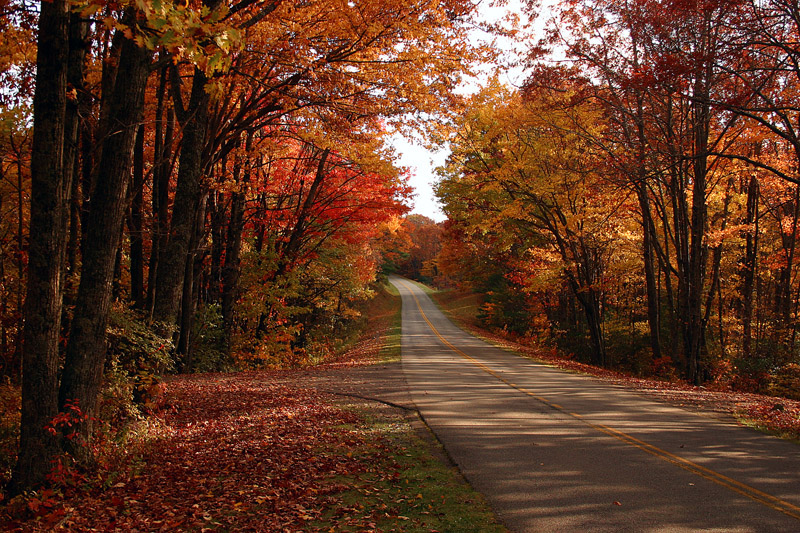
[11,0,70,493]
[58,30,151,442]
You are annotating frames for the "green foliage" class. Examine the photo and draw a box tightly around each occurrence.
[732,337,795,393]
[101,306,174,427]
[476,274,531,336]
[189,303,233,373]
[603,316,652,376]
[768,363,800,401]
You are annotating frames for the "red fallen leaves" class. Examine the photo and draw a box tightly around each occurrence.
[2,371,386,532]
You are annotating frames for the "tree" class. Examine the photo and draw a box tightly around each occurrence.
[438,83,627,366]
[536,0,753,382]
[11,0,70,492]
[58,18,153,453]
[393,215,443,282]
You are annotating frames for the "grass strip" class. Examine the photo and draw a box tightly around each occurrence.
[313,399,507,532]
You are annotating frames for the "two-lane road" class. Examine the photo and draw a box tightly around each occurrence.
[390,276,800,532]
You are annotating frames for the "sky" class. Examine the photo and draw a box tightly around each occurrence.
[389,0,531,223]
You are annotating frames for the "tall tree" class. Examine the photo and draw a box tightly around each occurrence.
[11,0,70,492]
[58,22,152,448]
[438,84,623,366]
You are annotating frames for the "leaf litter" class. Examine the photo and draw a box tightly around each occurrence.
[2,369,422,532]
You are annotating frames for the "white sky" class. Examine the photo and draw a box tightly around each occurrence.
[389,0,532,223]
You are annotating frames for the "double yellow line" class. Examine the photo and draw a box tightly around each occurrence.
[399,280,800,522]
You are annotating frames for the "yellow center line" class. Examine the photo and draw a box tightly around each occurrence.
[398,280,800,521]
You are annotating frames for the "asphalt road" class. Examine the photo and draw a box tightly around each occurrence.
[389,276,800,533]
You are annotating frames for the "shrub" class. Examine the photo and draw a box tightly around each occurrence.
[768,363,800,401]
[101,305,174,428]
[189,303,233,373]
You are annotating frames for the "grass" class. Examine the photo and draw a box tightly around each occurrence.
[430,288,482,329]
[377,283,403,364]
[312,402,507,533]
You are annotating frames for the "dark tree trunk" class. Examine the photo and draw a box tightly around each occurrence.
[58,29,151,450]
[176,194,207,370]
[685,78,710,385]
[11,0,70,493]
[209,190,224,303]
[153,66,209,324]
[637,182,661,361]
[741,176,759,358]
[146,63,173,317]
[575,287,606,367]
[15,146,25,378]
[222,144,248,353]
[128,124,145,308]
[63,11,89,283]
[775,187,799,326]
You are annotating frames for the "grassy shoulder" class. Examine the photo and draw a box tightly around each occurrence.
[314,398,507,532]
[374,281,403,364]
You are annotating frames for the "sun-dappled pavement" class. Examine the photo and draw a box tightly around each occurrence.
[392,276,800,533]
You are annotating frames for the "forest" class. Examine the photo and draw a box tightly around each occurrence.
[3,0,800,509]
[435,0,800,397]
[0,0,493,494]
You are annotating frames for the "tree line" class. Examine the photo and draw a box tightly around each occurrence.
[436,0,800,395]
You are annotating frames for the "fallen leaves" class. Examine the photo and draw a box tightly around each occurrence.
[0,371,384,532]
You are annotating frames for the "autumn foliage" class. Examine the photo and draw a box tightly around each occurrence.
[436,0,800,396]
[0,0,487,493]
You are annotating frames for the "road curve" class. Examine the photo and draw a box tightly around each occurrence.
[390,276,800,533]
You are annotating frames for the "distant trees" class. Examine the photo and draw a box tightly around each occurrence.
[381,214,444,283]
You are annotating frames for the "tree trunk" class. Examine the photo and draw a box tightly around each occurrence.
[637,182,661,360]
[776,186,799,325]
[128,124,145,308]
[222,147,248,354]
[741,176,759,358]
[209,190,224,303]
[176,194,207,370]
[11,0,70,493]
[63,11,89,288]
[146,63,173,317]
[58,28,151,451]
[153,66,209,324]
[686,75,710,385]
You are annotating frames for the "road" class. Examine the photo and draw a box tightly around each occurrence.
[389,276,800,532]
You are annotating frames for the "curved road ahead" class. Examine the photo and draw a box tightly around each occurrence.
[390,276,800,532]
